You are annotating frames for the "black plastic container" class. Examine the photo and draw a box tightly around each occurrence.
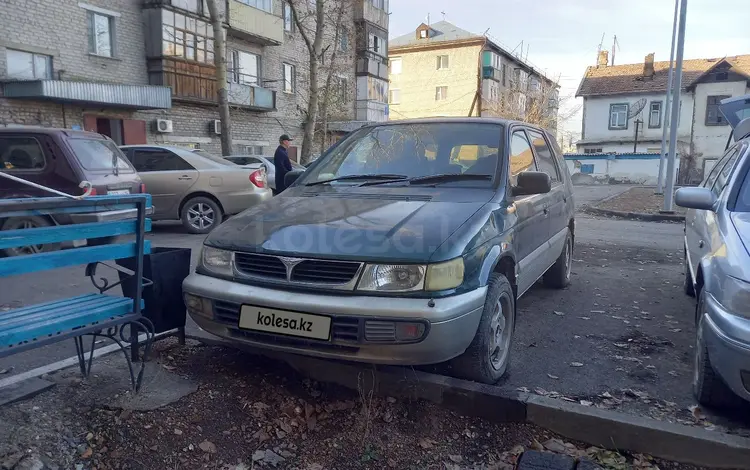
[117,247,191,335]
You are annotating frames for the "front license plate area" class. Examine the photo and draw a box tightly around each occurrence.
[239,305,332,341]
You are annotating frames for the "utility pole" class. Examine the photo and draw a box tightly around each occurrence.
[663,0,688,212]
[656,0,680,195]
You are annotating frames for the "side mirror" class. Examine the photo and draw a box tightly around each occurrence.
[675,187,717,211]
[513,171,552,196]
[284,169,305,188]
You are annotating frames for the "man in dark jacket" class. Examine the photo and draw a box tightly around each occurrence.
[273,134,293,194]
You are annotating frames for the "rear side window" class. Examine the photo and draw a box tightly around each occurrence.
[712,147,742,196]
[68,138,132,171]
[0,136,46,171]
[526,129,560,183]
[509,131,537,184]
[131,149,194,172]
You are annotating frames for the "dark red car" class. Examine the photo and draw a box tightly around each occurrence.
[0,127,145,256]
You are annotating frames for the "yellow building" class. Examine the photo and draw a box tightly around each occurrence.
[388,21,559,132]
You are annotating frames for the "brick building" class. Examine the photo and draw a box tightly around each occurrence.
[0,0,389,160]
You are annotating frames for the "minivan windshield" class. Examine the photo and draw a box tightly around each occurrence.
[69,138,132,171]
[300,122,504,187]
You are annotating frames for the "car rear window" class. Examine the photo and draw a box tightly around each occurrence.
[68,138,133,171]
[0,136,46,171]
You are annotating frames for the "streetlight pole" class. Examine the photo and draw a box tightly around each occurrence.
[663,0,688,212]
[656,0,680,195]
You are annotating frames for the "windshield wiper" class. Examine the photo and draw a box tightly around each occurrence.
[305,174,409,186]
[407,174,492,185]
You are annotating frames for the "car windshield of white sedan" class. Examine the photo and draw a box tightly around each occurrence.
[301,123,503,187]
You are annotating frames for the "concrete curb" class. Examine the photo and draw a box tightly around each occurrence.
[185,333,750,469]
[585,206,685,222]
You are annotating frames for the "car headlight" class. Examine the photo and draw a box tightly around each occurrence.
[718,275,750,318]
[358,264,426,292]
[425,258,465,291]
[356,258,465,293]
[201,246,233,276]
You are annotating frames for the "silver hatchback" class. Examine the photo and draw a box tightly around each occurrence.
[676,94,750,407]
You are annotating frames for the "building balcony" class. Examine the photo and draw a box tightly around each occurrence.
[227,0,284,46]
[2,80,171,110]
[356,52,388,80]
[227,82,276,111]
[482,66,502,82]
[354,1,389,30]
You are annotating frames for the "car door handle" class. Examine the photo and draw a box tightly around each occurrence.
[699,240,704,248]
[178,175,193,180]
[543,208,549,216]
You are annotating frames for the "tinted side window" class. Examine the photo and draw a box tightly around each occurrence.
[131,150,194,172]
[0,137,46,171]
[509,131,537,185]
[527,129,560,183]
[703,146,737,189]
[713,146,742,196]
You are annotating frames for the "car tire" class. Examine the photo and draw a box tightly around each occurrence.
[1,216,60,257]
[451,272,515,384]
[683,253,696,297]
[543,232,572,289]
[180,197,223,235]
[693,291,736,408]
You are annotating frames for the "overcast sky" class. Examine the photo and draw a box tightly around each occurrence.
[388,0,750,139]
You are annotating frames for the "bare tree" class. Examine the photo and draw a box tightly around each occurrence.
[206,0,233,156]
[316,7,351,154]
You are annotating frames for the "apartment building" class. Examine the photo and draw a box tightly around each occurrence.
[388,21,558,133]
[0,0,388,158]
[576,51,750,180]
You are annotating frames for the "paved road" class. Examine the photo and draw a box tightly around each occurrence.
[571,184,633,208]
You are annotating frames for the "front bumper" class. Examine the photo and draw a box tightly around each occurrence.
[702,292,750,401]
[182,273,487,365]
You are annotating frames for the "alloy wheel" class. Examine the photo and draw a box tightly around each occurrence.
[187,203,215,231]
[488,293,513,370]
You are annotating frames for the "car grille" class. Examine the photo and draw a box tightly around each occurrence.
[212,300,362,343]
[234,253,287,280]
[233,252,362,286]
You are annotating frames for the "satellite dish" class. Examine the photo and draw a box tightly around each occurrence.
[628,98,647,119]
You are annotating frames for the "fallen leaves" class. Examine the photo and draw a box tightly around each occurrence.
[199,440,217,453]
[570,362,584,367]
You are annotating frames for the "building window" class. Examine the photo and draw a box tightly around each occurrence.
[389,89,400,104]
[371,0,387,10]
[390,58,402,75]
[339,27,348,51]
[369,34,387,56]
[231,51,260,85]
[171,0,203,14]
[6,49,52,80]
[88,11,115,57]
[706,95,731,126]
[237,0,272,13]
[609,103,628,130]
[435,86,448,101]
[245,145,264,155]
[648,101,662,128]
[162,10,214,64]
[283,2,294,32]
[334,76,349,102]
[283,63,295,93]
[584,148,603,154]
[436,55,449,70]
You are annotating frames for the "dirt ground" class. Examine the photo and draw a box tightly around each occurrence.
[0,339,706,470]
[594,187,687,215]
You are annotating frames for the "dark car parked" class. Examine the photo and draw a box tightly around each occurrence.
[0,127,144,256]
[183,118,575,384]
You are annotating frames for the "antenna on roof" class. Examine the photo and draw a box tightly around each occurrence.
[611,35,620,66]
[440,10,446,21]
[483,28,490,36]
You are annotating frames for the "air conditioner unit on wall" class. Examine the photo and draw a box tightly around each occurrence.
[210,119,221,135]
[155,119,173,133]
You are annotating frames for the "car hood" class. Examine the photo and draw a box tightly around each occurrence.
[205,190,487,262]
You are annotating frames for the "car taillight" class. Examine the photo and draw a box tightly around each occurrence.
[89,187,98,196]
[140,183,147,193]
[250,169,266,188]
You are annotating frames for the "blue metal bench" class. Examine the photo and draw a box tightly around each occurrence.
[0,195,154,391]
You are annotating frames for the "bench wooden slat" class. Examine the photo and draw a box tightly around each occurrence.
[0,295,132,329]
[0,219,152,250]
[0,241,152,278]
[0,293,104,324]
[0,294,139,348]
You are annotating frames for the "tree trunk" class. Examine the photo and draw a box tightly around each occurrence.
[301,49,319,163]
[206,0,232,156]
